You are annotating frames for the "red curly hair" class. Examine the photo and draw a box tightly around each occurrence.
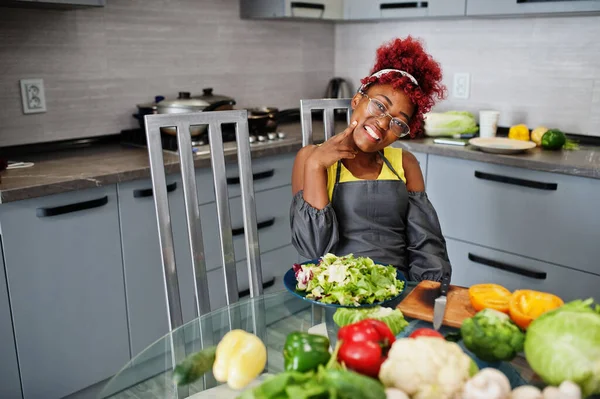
[360,36,446,137]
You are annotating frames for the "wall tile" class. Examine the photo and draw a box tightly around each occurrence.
[0,0,335,146]
[335,15,600,136]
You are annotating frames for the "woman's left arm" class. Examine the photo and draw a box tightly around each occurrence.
[403,151,452,282]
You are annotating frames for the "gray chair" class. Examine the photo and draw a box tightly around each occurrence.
[144,110,265,396]
[299,99,353,326]
[300,98,352,146]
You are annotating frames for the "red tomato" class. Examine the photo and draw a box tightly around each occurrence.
[409,328,444,339]
[337,340,382,378]
[337,319,396,378]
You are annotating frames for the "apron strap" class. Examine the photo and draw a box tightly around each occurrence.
[334,160,343,184]
[378,150,403,181]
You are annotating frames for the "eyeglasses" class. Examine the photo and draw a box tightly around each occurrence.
[361,92,410,138]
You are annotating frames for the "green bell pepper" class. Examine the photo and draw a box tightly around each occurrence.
[283,332,331,372]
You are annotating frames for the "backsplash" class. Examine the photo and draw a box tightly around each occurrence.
[0,0,335,147]
[335,15,600,137]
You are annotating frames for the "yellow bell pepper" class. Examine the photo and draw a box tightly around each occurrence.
[508,124,530,141]
[212,329,267,390]
[530,126,549,146]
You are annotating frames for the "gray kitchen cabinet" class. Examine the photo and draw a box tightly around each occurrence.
[446,238,600,303]
[207,244,297,310]
[0,186,129,399]
[195,153,295,206]
[200,185,293,270]
[344,0,466,20]
[240,0,343,20]
[427,154,600,277]
[465,0,600,16]
[0,240,22,399]
[118,176,199,358]
[0,0,105,8]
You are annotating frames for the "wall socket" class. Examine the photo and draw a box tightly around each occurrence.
[452,73,470,99]
[20,79,47,114]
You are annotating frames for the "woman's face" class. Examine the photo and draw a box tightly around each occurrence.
[350,83,415,153]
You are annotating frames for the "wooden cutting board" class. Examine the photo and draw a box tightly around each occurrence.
[397,280,477,328]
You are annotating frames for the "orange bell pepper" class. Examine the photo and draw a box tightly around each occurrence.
[508,290,563,329]
[468,283,512,313]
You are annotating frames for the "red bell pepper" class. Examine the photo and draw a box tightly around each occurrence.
[336,319,396,378]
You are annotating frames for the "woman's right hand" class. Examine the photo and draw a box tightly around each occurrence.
[306,121,358,169]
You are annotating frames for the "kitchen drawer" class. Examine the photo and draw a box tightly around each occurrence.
[207,245,296,310]
[344,0,465,20]
[447,238,600,303]
[200,185,292,271]
[427,155,600,275]
[195,153,295,205]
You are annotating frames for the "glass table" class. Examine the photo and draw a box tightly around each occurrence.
[99,284,539,399]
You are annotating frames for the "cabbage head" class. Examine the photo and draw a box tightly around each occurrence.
[524,298,600,397]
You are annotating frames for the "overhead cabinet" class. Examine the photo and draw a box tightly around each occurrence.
[0,0,105,8]
[344,0,466,20]
[240,0,343,20]
[466,0,600,16]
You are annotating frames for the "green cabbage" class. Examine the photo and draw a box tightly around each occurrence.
[524,298,600,397]
[424,111,479,136]
[333,306,409,335]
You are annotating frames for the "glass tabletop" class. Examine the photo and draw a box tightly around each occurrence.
[99,284,538,399]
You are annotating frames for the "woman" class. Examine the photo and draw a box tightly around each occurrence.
[290,36,452,282]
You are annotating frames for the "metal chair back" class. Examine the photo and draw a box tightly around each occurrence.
[300,98,352,146]
[144,110,263,333]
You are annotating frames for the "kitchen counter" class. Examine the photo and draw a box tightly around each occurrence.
[394,138,600,181]
[1,121,599,203]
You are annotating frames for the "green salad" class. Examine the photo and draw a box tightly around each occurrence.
[292,253,404,306]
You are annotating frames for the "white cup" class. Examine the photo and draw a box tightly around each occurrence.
[479,110,500,138]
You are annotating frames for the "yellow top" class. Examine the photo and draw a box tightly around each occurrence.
[326,147,406,200]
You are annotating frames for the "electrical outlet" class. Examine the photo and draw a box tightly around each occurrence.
[453,73,470,100]
[20,79,47,114]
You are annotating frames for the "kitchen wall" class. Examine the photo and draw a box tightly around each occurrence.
[0,0,335,147]
[335,15,600,137]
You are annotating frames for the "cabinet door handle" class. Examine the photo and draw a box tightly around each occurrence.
[380,2,427,10]
[474,171,557,191]
[227,169,274,185]
[36,196,108,217]
[468,253,547,280]
[291,1,325,18]
[231,218,275,237]
[133,182,177,198]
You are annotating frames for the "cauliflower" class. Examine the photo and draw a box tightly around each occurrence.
[378,337,473,399]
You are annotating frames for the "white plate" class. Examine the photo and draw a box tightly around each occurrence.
[468,137,536,154]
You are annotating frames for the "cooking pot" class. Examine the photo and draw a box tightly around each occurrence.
[248,107,278,135]
[133,89,236,136]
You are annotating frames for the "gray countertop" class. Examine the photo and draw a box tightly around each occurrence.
[1,121,599,203]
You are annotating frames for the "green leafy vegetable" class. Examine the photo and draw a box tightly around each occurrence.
[460,308,525,362]
[524,298,600,397]
[424,111,479,136]
[333,306,408,335]
[293,254,404,306]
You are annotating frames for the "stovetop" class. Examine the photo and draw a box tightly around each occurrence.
[120,128,289,154]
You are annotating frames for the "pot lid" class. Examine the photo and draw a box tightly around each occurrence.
[157,92,211,109]
[192,88,234,104]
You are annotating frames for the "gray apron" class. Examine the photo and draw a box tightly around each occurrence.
[331,151,409,274]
